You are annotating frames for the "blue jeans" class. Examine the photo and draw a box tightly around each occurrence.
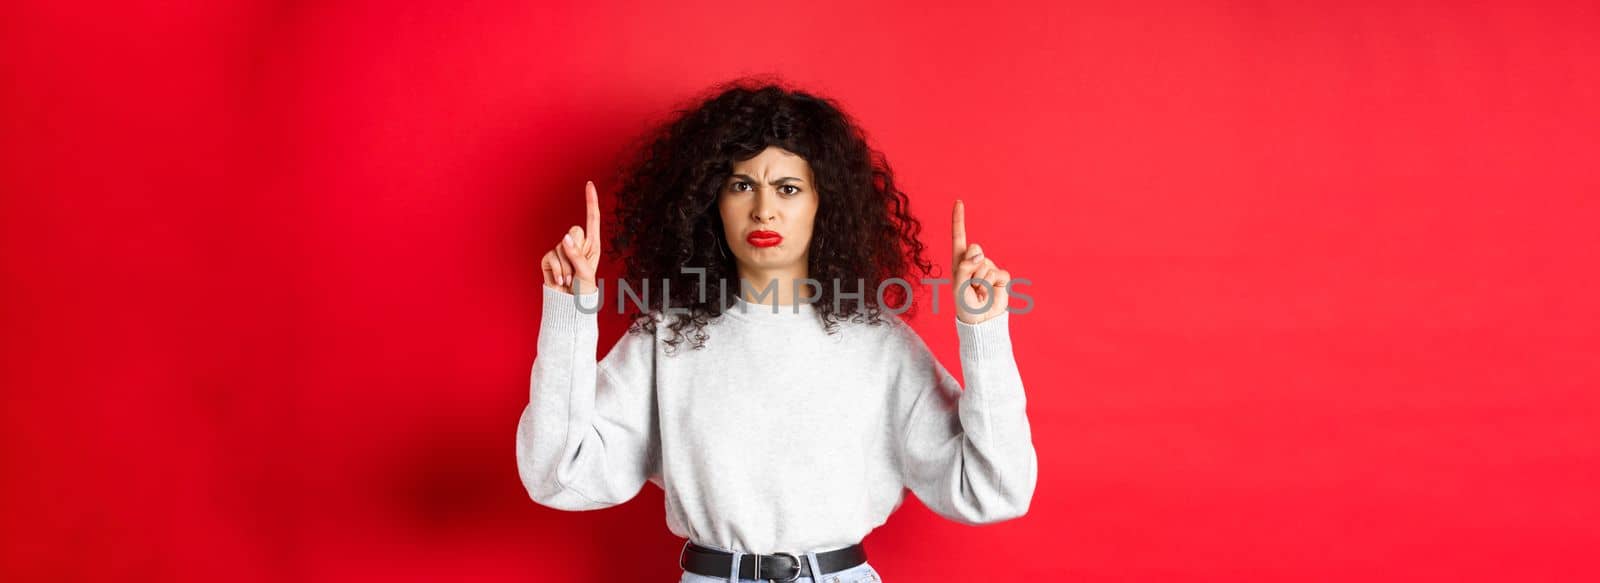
[677,541,884,583]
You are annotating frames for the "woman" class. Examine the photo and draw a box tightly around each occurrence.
[517,80,1038,583]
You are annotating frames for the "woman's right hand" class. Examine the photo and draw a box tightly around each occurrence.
[541,180,603,295]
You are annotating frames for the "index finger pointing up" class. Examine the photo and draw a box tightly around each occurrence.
[952,199,968,255]
[585,180,601,249]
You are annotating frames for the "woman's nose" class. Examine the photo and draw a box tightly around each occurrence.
[751,197,776,223]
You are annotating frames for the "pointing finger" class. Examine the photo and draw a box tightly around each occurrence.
[585,181,601,250]
[955,244,981,285]
[952,200,968,259]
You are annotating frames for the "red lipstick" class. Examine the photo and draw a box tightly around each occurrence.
[746,230,782,248]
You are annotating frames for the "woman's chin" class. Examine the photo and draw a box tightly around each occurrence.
[735,252,800,269]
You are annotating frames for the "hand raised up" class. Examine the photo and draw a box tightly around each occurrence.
[951,200,1011,325]
[541,181,603,295]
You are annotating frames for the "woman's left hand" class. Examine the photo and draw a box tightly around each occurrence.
[951,200,1011,325]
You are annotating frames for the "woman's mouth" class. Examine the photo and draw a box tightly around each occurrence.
[746,230,783,248]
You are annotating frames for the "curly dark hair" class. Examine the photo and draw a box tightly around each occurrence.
[608,77,934,354]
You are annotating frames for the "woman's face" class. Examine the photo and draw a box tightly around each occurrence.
[717,146,819,275]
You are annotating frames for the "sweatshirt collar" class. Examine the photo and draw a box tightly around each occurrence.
[723,294,818,322]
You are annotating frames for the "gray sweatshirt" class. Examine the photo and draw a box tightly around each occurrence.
[516,285,1038,554]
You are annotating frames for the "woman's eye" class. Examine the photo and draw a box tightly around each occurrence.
[731,182,752,192]
[779,185,800,195]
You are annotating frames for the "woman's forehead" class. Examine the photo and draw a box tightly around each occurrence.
[731,146,811,174]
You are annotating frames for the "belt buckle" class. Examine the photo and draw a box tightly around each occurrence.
[759,552,802,582]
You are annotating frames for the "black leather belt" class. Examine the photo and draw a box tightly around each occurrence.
[679,541,867,581]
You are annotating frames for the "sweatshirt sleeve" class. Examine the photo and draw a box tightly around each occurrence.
[516,285,661,511]
[893,311,1039,525]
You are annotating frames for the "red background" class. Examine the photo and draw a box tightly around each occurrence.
[3,1,1597,581]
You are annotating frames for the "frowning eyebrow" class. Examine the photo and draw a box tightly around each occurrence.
[731,174,806,185]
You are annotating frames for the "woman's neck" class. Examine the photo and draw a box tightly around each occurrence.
[735,264,814,306]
